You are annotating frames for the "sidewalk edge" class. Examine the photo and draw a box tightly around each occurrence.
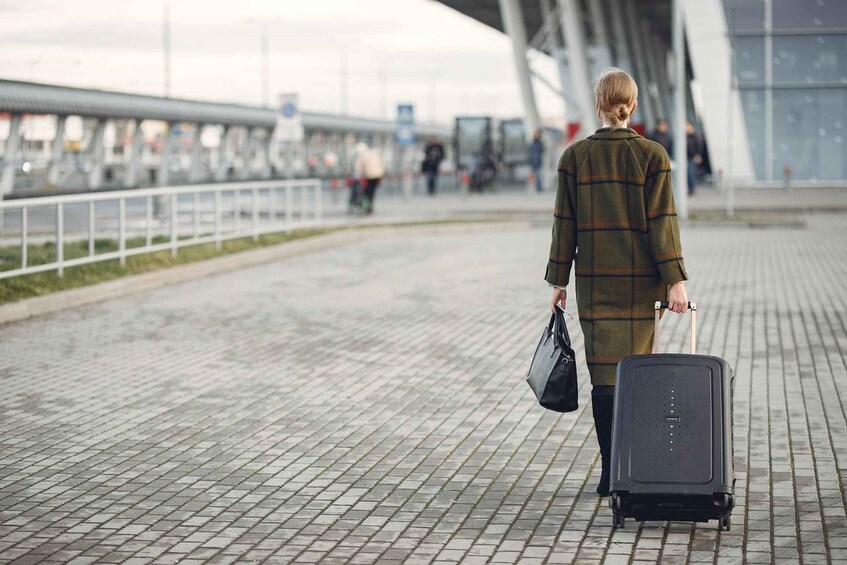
[0,221,529,326]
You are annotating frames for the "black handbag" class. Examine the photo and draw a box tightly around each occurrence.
[526,305,579,412]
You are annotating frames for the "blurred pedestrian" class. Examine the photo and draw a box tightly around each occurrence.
[686,122,704,195]
[647,119,672,156]
[529,129,545,193]
[354,142,385,214]
[547,68,689,497]
[422,136,445,196]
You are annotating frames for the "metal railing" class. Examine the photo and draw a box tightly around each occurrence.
[0,179,322,280]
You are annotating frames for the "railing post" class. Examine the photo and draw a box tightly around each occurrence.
[20,207,27,269]
[170,192,178,257]
[56,202,64,277]
[214,190,222,250]
[146,195,153,247]
[285,184,293,233]
[252,187,259,242]
[234,189,241,234]
[270,187,277,226]
[88,201,95,257]
[193,191,200,240]
[118,197,126,267]
[314,181,322,226]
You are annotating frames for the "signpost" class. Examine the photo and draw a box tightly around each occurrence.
[276,93,304,178]
[396,104,415,198]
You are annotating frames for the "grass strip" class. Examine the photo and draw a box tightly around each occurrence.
[0,230,330,304]
[0,219,500,304]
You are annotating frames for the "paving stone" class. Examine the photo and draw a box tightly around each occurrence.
[1,213,846,562]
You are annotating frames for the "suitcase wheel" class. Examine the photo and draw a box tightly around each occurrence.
[610,492,623,511]
[719,515,731,531]
[612,511,625,529]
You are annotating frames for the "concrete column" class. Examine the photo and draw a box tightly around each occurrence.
[557,0,596,133]
[605,0,633,73]
[586,0,614,76]
[46,115,67,187]
[87,119,106,190]
[216,125,231,181]
[672,0,688,219]
[124,120,144,188]
[498,0,540,136]
[158,121,178,187]
[261,128,274,179]
[188,123,205,183]
[1,113,22,197]
[239,127,257,180]
[623,0,656,127]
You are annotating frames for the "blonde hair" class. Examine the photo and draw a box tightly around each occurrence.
[593,68,638,129]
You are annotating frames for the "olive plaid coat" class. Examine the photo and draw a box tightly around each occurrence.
[545,127,688,386]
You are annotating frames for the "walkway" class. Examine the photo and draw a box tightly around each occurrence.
[1,209,846,563]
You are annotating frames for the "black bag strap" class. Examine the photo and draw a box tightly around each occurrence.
[553,306,572,349]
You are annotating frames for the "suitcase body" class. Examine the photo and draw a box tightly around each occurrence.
[609,302,735,530]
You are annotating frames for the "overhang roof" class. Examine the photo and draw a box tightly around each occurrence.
[434,0,672,50]
[0,79,450,137]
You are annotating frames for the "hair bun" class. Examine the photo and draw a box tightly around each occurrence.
[616,104,630,121]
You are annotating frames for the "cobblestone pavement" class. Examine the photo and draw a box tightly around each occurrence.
[1,213,847,564]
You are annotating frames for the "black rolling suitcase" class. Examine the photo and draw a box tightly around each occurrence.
[609,301,735,530]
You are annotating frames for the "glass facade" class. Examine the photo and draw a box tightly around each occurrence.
[723,0,847,181]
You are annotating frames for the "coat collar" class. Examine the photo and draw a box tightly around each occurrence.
[588,127,640,140]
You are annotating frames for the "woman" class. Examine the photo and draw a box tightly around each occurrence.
[546,68,689,496]
[354,142,385,214]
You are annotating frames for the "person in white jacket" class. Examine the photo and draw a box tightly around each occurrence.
[354,142,385,214]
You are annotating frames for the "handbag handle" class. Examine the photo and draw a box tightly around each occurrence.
[553,305,571,349]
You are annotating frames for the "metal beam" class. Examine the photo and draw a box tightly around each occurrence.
[124,120,144,188]
[498,0,540,136]
[672,0,688,219]
[586,0,614,75]
[623,0,656,126]
[605,0,633,73]
[639,16,665,121]
[558,0,595,133]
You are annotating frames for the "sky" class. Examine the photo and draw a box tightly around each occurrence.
[0,0,563,125]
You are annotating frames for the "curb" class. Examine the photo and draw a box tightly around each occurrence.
[0,220,530,326]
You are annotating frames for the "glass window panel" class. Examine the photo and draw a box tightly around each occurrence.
[773,0,847,30]
[772,88,847,180]
[734,37,765,83]
[723,0,765,31]
[739,89,766,179]
[772,35,847,84]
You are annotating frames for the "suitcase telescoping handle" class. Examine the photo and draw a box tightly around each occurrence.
[653,301,697,354]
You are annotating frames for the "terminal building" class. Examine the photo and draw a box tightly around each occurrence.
[0,80,450,196]
[437,0,847,185]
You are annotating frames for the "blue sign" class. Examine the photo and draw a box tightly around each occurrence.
[396,104,415,146]
[281,102,297,118]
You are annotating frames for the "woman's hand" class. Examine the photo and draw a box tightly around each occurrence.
[551,287,567,312]
[667,282,688,313]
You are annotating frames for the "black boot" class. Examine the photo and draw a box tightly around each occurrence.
[592,386,615,496]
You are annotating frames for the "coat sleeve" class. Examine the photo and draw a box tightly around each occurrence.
[645,152,689,285]
[544,149,577,287]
